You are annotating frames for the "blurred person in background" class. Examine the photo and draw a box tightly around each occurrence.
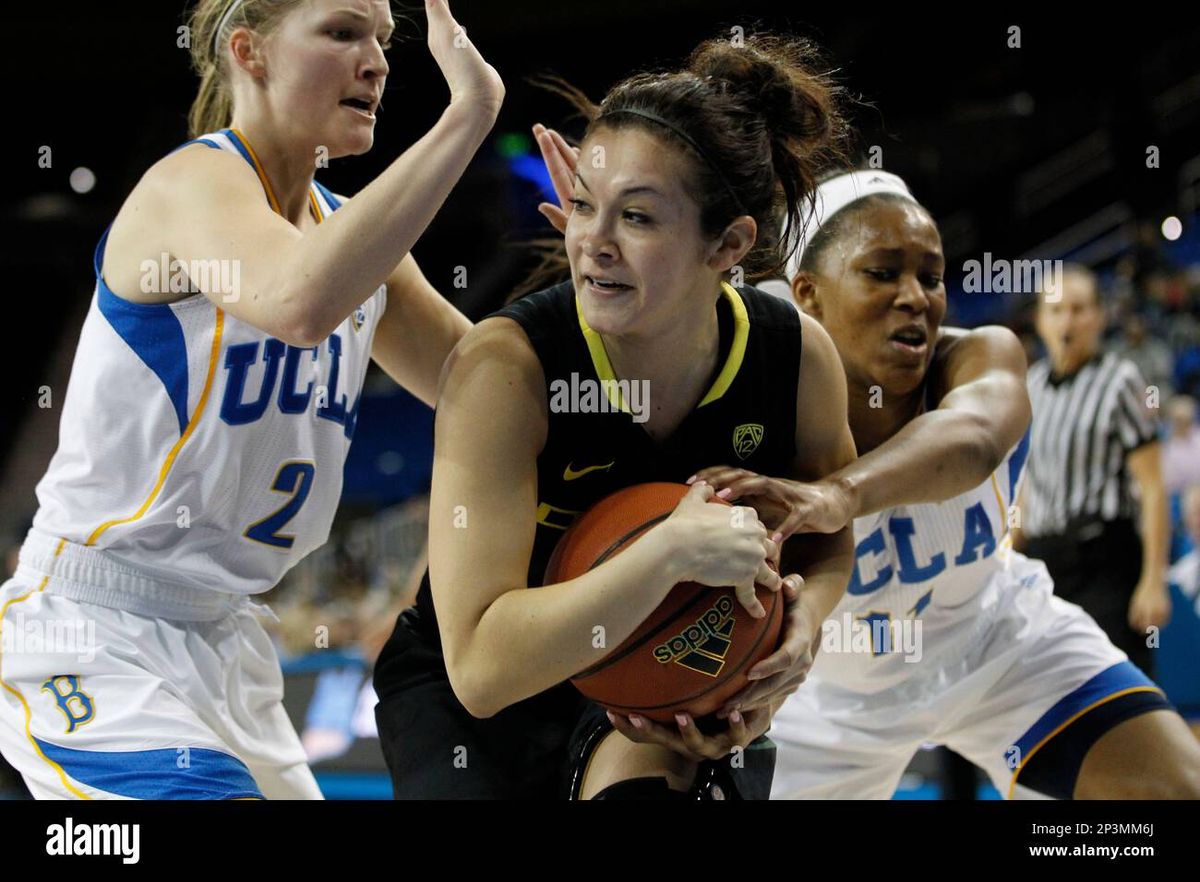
[1166,484,1200,741]
[1164,396,1200,496]
[1112,313,1174,400]
[1019,265,1171,677]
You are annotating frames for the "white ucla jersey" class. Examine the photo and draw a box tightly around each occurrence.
[813,412,1033,692]
[30,128,385,598]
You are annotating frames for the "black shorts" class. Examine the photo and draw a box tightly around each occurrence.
[1025,517,1153,675]
[373,610,776,799]
[373,609,584,799]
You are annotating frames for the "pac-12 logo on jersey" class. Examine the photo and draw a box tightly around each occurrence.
[219,333,361,438]
[733,423,764,459]
[352,305,367,332]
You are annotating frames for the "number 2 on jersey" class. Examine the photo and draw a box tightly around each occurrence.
[244,461,316,549]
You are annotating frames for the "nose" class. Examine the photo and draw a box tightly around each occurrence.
[893,271,930,314]
[580,213,619,263]
[363,40,390,81]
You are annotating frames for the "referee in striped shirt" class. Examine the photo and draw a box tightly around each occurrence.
[1017,265,1171,676]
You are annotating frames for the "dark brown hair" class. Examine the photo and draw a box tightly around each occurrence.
[518,32,849,295]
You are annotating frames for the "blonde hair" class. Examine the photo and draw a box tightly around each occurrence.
[185,0,306,139]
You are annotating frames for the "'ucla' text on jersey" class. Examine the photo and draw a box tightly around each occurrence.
[814,427,1032,690]
[28,129,385,600]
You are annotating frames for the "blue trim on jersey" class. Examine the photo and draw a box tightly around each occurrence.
[93,228,191,435]
[35,738,263,799]
[1011,660,1160,761]
[169,137,222,154]
[313,181,342,212]
[1008,426,1031,500]
[221,128,257,169]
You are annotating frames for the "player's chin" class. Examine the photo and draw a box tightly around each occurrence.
[874,359,927,396]
[339,131,376,156]
[328,120,377,156]
[575,285,639,334]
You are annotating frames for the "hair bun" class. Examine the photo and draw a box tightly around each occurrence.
[688,35,840,153]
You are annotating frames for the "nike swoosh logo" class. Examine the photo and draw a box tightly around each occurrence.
[563,461,615,481]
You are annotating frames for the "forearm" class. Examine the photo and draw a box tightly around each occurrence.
[448,523,686,717]
[1138,483,1169,587]
[783,527,855,621]
[837,410,1003,518]
[373,287,472,406]
[280,103,495,340]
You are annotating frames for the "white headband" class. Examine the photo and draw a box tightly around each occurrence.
[213,0,246,55]
[784,169,916,280]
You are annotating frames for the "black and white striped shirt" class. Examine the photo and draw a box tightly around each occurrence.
[1023,351,1159,537]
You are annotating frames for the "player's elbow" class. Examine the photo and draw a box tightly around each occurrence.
[449,675,502,720]
[274,324,326,349]
[963,412,1007,475]
[276,308,334,349]
[444,651,504,719]
[265,284,342,348]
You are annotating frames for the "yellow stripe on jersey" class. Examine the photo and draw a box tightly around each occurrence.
[86,309,226,546]
[575,295,629,414]
[230,128,324,223]
[230,128,282,216]
[536,502,581,531]
[0,539,91,799]
[1006,685,1165,799]
[698,282,750,408]
[990,472,1008,537]
[574,280,750,413]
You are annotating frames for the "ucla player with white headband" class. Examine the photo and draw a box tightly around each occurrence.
[0,0,502,798]
[693,169,1200,798]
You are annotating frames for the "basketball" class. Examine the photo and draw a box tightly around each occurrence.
[545,482,784,723]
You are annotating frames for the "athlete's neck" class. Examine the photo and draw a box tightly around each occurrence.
[603,289,721,423]
[227,119,319,226]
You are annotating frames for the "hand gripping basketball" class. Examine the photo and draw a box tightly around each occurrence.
[545,482,788,723]
[667,480,783,619]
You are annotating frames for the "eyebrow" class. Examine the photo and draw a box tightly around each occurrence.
[574,172,663,198]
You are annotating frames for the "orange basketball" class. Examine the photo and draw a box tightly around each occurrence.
[545,482,784,723]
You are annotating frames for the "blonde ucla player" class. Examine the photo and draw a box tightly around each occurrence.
[692,170,1200,798]
[0,0,502,798]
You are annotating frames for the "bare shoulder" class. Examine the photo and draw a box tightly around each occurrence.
[934,324,1024,363]
[796,308,841,369]
[930,324,1029,404]
[440,316,546,408]
[120,142,262,224]
[432,315,550,465]
[102,143,266,304]
[450,314,539,369]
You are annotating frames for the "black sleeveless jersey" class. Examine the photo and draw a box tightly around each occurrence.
[411,279,803,634]
[376,280,804,796]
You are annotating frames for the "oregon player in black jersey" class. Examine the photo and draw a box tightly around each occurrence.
[373,33,857,799]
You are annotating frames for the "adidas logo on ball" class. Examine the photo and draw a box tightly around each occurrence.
[652,594,736,676]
